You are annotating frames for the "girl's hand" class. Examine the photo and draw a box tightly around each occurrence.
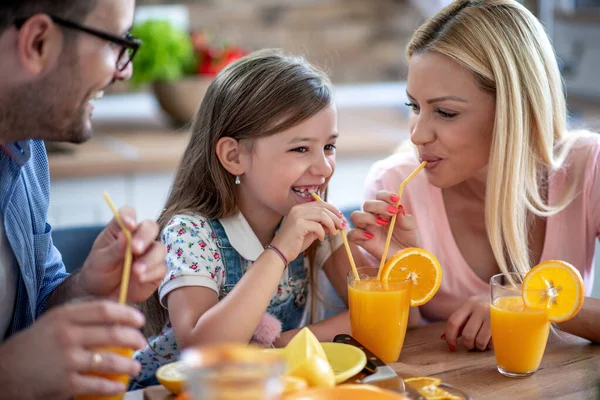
[442,294,493,351]
[271,202,345,262]
[347,190,422,261]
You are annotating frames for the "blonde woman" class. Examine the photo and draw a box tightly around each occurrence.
[349,0,600,351]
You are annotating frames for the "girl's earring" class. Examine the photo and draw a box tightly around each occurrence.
[235,175,241,185]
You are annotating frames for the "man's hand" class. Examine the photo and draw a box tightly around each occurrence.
[0,300,146,399]
[78,206,167,303]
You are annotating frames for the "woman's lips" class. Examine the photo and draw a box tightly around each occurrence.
[419,155,443,170]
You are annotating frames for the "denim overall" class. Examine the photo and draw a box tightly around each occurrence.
[210,219,308,331]
[129,218,328,391]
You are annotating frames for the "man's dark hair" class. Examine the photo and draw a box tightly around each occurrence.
[0,0,97,34]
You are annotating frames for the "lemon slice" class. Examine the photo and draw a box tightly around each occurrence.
[522,260,585,322]
[156,361,187,395]
[379,248,442,306]
[281,376,309,394]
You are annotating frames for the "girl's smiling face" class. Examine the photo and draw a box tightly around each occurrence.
[237,104,338,223]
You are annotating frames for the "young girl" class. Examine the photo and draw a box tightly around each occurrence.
[132,49,366,387]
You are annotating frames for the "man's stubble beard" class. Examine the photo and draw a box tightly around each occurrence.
[0,48,92,145]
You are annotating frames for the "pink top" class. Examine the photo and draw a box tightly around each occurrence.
[365,135,600,322]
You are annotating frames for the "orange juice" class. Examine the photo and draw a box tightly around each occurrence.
[348,277,411,363]
[74,347,133,400]
[491,296,550,375]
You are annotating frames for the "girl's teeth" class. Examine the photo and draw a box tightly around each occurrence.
[293,188,315,198]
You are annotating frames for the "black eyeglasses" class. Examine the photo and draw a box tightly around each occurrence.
[14,15,142,72]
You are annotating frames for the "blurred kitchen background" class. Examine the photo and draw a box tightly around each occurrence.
[47,0,600,293]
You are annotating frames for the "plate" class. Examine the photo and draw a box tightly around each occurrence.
[283,384,408,399]
[265,342,367,384]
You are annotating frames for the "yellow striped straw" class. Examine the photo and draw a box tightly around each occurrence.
[310,191,360,281]
[103,192,133,305]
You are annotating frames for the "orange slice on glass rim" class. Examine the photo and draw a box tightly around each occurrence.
[379,248,442,306]
[522,260,585,323]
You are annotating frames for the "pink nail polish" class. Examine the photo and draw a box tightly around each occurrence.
[390,194,399,203]
[399,205,406,216]
[364,231,374,239]
[376,217,388,226]
[387,205,399,215]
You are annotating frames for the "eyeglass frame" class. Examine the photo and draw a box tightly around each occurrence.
[13,14,142,72]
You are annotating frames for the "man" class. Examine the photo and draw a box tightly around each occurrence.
[0,1,167,398]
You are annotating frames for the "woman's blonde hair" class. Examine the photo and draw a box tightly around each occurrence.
[140,49,333,337]
[407,0,580,276]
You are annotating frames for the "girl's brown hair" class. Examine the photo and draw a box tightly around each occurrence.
[141,49,333,337]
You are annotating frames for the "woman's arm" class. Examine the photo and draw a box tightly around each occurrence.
[557,296,600,343]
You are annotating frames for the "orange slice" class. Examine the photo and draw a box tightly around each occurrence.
[404,377,461,400]
[379,248,442,306]
[522,260,585,322]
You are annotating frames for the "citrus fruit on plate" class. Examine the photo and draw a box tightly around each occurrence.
[522,260,585,322]
[264,342,366,384]
[405,377,463,400]
[156,361,187,395]
[379,248,442,306]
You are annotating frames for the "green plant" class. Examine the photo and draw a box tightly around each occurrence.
[130,20,196,86]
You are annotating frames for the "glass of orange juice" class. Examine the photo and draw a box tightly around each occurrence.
[490,272,550,378]
[182,344,285,400]
[347,266,412,363]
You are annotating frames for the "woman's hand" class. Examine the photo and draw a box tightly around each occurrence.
[347,190,422,261]
[442,294,493,351]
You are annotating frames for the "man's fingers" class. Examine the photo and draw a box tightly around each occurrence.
[130,220,160,255]
[132,242,167,283]
[86,350,142,376]
[71,326,147,351]
[62,300,145,327]
[70,373,128,397]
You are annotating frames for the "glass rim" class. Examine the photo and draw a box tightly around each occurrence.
[490,272,548,294]
[347,266,412,284]
[490,272,525,282]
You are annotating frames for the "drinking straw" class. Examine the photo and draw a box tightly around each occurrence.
[377,161,427,280]
[103,192,133,305]
[309,191,360,281]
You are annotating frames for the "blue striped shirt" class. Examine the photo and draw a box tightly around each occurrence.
[0,140,68,339]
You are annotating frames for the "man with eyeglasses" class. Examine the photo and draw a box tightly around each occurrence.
[0,1,167,399]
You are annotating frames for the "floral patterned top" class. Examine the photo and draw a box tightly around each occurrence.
[133,212,343,383]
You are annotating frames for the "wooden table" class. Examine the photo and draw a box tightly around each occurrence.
[393,322,600,399]
[125,322,600,399]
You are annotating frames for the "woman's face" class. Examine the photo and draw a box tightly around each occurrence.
[406,51,496,188]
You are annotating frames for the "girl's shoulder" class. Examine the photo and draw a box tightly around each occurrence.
[164,213,211,228]
[161,213,215,242]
